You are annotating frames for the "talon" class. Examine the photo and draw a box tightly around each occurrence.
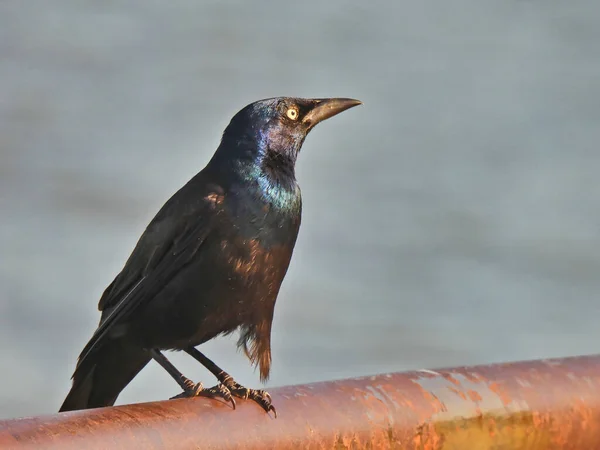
[185,384,237,410]
[201,369,277,417]
[228,395,237,409]
[217,384,236,410]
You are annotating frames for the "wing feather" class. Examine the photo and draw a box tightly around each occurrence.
[74,177,222,372]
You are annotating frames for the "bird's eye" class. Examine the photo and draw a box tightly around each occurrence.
[286,108,299,120]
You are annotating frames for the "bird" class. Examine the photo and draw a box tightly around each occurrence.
[59,96,362,416]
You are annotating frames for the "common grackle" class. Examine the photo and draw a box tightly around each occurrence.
[59,97,361,416]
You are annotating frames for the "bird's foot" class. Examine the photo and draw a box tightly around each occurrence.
[220,374,276,417]
[170,377,204,398]
[170,378,236,409]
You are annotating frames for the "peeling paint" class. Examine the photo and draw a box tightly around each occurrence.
[2,355,600,449]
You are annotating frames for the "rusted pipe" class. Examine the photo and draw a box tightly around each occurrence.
[2,355,600,449]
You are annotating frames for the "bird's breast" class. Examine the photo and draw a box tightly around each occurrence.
[219,236,294,282]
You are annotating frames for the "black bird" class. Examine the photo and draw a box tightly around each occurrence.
[59,97,361,415]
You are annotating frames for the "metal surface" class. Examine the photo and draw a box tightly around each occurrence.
[2,355,600,449]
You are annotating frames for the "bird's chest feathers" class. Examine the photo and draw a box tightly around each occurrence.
[219,193,300,293]
[217,160,301,292]
[220,238,289,283]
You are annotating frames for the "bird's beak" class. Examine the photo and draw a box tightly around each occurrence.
[302,98,362,130]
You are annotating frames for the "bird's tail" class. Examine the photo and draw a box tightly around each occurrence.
[59,339,151,412]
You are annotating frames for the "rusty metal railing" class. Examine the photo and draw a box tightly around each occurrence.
[2,355,600,449]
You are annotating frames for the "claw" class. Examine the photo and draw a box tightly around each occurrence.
[226,383,276,416]
[205,383,236,410]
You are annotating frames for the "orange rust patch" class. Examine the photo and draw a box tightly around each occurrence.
[488,382,513,406]
[413,422,442,450]
[532,410,547,429]
[448,386,467,400]
[445,375,461,386]
[467,390,483,402]
[421,390,435,403]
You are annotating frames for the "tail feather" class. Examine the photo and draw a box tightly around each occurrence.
[59,340,150,412]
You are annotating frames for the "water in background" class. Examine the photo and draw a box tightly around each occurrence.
[1,0,600,419]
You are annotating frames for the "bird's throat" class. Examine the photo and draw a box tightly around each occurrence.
[235,156,301,212]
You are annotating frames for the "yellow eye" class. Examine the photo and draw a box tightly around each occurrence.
[286,107,299,120]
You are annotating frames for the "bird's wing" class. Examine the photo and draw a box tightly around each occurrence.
[75,179,222,370]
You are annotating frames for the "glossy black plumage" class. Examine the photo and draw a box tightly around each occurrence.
[60,97,361,413]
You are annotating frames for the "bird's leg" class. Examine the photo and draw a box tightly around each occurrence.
[150,349,235,408]
[184,347,276,417]
[150,349,201,393]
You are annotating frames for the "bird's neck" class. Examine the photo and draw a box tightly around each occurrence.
[238,152,301,212]
[209,138,301,212]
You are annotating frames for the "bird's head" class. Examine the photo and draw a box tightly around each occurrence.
[214,97,362,168]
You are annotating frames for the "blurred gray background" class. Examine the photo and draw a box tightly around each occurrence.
[1,1,599,420]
